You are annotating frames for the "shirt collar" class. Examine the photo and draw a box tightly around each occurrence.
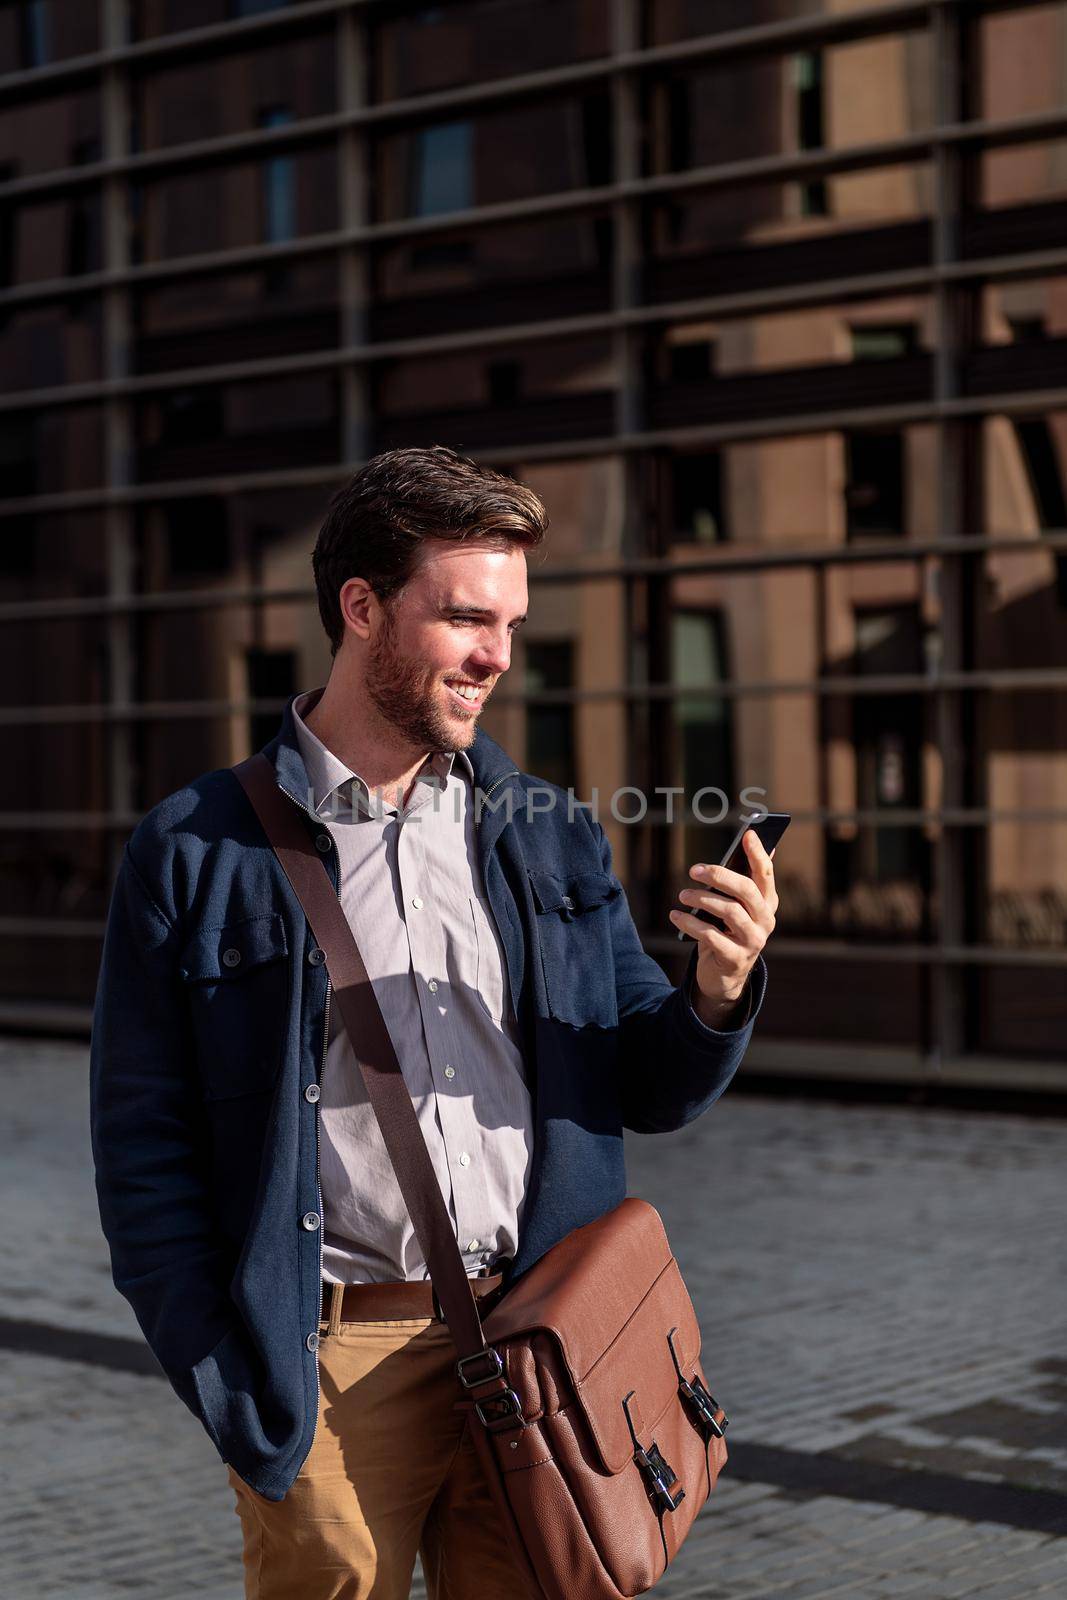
[290,687,474,820]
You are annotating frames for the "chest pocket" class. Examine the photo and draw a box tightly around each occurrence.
[528,869,620,1027]
[179,912,290,1102]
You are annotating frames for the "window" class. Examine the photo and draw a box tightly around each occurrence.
[259,107,296,246]
[793,50,827,216]
[20,1,51,69]
[67,139,102,282]
[1013,417,1067,606]
[670,341,714,383]
[160,389,224,446]
[671,453,725,543]
[667,79,690,171]
[672,610,734,866]
[852,606,926,885]
[525,640,575,791]
[487,360,520,406]
[164,499,230,579]
[845,432,904,538]
[850,324,918,361]
[580,91,612,189]
[0,163,15,302]
[247,648,298,752]
[0,418,37,499]
[410,121,473,217]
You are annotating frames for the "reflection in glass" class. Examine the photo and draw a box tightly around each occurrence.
[376,96,611,224]
[410,122,473,217]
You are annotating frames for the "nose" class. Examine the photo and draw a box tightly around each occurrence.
[470,627,511,677]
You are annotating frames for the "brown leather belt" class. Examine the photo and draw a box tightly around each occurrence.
[321,1273,505,1323]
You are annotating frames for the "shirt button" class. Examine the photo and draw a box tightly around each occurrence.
[458,1152,471,1168]
[412,895,423,910]
[467,1238,480,1252]
[444,1065,456,1080]
[306,1332,320,1352]
[222,947,242,968]
[304,1083,321,1103]
[301,1212,321,1231]
[427,979,438,993]
[315,834,332,853]
[308,947,326,966]
[560,895,574,910]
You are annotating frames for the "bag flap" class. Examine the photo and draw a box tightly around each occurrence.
[179,911,289,982]
[577,1256,700,1472]
[481,1198,702,1474]
[527,868,620,917]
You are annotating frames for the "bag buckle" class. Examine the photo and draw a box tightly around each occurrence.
[456,1347,504,1389]
[635,1441,686,1514]
[623,1390,685,1515]
[680,1373,728,1439]
[474,1387,526,1433]
[667,1326,728,1439]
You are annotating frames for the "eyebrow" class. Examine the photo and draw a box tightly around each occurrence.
[441,603,527,625]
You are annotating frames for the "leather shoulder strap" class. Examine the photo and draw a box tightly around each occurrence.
[231,752,488,1362]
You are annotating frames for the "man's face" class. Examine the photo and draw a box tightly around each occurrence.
[362,541,528,752]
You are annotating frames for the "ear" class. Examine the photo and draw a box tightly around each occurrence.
[339,577,377,642]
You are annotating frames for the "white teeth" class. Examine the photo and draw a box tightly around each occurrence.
[447,682,482,702]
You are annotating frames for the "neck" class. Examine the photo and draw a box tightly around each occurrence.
[302,668,433,806]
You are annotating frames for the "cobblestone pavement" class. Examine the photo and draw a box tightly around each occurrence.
[1,1037,1066,1599]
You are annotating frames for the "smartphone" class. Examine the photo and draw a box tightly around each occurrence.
[675,811,791,940]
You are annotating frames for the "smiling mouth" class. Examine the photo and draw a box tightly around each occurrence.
[444,678,490,712]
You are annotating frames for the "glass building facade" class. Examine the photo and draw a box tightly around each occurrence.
[2,0,1066,1088]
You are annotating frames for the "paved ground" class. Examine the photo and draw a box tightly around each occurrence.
[1,1036,1066,1599]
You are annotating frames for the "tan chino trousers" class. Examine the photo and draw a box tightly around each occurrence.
[226,1290,528,1600]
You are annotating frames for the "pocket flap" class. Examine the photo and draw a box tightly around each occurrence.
[528,869,620,917]
[179,912,289,983]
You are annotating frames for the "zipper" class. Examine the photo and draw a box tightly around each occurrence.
[481,768,518,803]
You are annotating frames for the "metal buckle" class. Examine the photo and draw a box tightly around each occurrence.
[680,1373,728,1439]
[456,1347,504,1389]
[622,1390,685,1515]
[474,1388,526,1433]
[634,1441,686,1514]
[667,1326,728,1439]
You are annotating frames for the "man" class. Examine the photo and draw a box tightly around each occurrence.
[90,445,775,1600]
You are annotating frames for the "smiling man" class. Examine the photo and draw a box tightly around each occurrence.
[89,445,774,1600]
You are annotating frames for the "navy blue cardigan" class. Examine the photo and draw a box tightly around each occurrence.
[89,692,766,1498]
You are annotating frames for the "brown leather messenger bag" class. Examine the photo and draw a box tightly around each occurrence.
[234,752,730,1600]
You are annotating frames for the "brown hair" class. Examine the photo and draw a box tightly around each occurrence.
[312,445,548,657]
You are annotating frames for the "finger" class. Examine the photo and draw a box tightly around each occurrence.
[743,829,778,894]
[692,859,764,920]
[668,910,747,970]
[742,833,779,917]
[677,887,752,940]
